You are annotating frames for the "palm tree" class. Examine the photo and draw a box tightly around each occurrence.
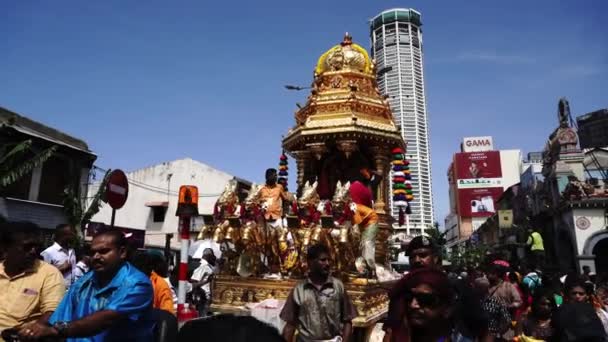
[0,139,57,187]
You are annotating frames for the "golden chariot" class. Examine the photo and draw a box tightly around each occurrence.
[204,34,405,340]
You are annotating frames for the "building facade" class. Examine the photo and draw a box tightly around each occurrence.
[0,107,96,233]
[577,108,608,149]
[475,99,608,273]
[370,8,434,234]
[444,136,522,247]
[87,158,250,249]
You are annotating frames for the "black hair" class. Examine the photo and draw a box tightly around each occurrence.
[1,221,41,244]
[93,229,127,248]
[148,252,169,277]
[265,168,277,178]
[487,263,508,278]
[307,243,330,261]
[531,288,558,316]
[452,279,487,338]
[76,245,91,260]
[564,273,589,294]
[131,250,153,277]
[202,248,214,258]
[177,314,284,342]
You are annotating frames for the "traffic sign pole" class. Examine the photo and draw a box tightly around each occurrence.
[105,170,129,228]
[110,209,116,227]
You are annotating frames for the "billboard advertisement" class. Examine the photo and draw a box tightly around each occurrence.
[457,187,504,217]
[455,151,503,217]
[454,151,502,181]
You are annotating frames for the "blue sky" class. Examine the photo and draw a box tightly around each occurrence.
[2,0,606,226]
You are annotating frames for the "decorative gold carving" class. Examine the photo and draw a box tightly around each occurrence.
[211,274,389,327]
[336,140,358,159]
[306,142,328,160]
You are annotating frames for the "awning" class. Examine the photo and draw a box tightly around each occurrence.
[145,201,169,207]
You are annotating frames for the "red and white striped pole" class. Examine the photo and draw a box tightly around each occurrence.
[176,186,199,325]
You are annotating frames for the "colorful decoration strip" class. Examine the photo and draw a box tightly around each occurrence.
[392,146,414,226]
[278,151,289,191]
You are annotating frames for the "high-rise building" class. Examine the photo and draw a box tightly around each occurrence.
[577,108,608,149]
[370,8,434,234]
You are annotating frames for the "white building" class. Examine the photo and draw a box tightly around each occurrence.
[563,200,608,273]
[87,158,250,249]
[370,8,434,235]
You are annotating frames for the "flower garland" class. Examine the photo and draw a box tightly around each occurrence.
[278,151,289,191]
[392,147,414,226]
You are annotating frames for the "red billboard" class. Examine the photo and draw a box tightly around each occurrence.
[454,151,502,179]
[457,187,504,217]
[454,151,504,217]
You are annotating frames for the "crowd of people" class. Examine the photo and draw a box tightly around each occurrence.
[2,219,608,341]
[382,235,608,342]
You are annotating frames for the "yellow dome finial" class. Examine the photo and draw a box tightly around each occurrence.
[315,33,372,75]
[341,32,353,46]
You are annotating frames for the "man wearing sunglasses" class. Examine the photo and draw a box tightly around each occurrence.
[383,236,442,341]
[0,221,65,338]
[391,268,456,342]
[281,243,357,342]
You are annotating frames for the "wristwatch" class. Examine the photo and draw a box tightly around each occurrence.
[53,321,69,337]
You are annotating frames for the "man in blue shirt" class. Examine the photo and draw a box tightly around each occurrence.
[17,229,154,341]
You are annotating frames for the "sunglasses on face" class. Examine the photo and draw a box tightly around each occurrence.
[404,291,441,308]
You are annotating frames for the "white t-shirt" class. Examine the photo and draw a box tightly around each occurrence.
[73,261,89,283]
[41,242,76,287]
[190,259,214,299]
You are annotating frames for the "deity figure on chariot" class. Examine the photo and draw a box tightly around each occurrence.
[208,33,411,283]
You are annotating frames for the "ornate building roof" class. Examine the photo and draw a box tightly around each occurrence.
[283,33,403,152]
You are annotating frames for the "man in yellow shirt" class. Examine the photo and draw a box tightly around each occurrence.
[527,228,545,269]
[0,222,65,338]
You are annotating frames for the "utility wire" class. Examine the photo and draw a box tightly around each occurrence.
[90,165,223,197]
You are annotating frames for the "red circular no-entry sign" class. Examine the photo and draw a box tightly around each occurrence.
[105,169,129,209]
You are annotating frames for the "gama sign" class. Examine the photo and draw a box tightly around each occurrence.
[463,136,494,152]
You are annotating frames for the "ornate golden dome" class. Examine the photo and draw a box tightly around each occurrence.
[315,33,373,75]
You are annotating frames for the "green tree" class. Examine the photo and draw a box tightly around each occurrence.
[426,221,448,259]
[62,169,112,238]
[0,139,57,187]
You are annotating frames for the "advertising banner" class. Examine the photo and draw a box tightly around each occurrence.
[457,187,504,217]
[454,151,502,181]
[498,209,513,229]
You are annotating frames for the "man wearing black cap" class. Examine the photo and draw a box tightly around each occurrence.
[383,236,442,341]
[406,235,441,270]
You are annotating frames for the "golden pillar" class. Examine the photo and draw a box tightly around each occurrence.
[369,146,391,215]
